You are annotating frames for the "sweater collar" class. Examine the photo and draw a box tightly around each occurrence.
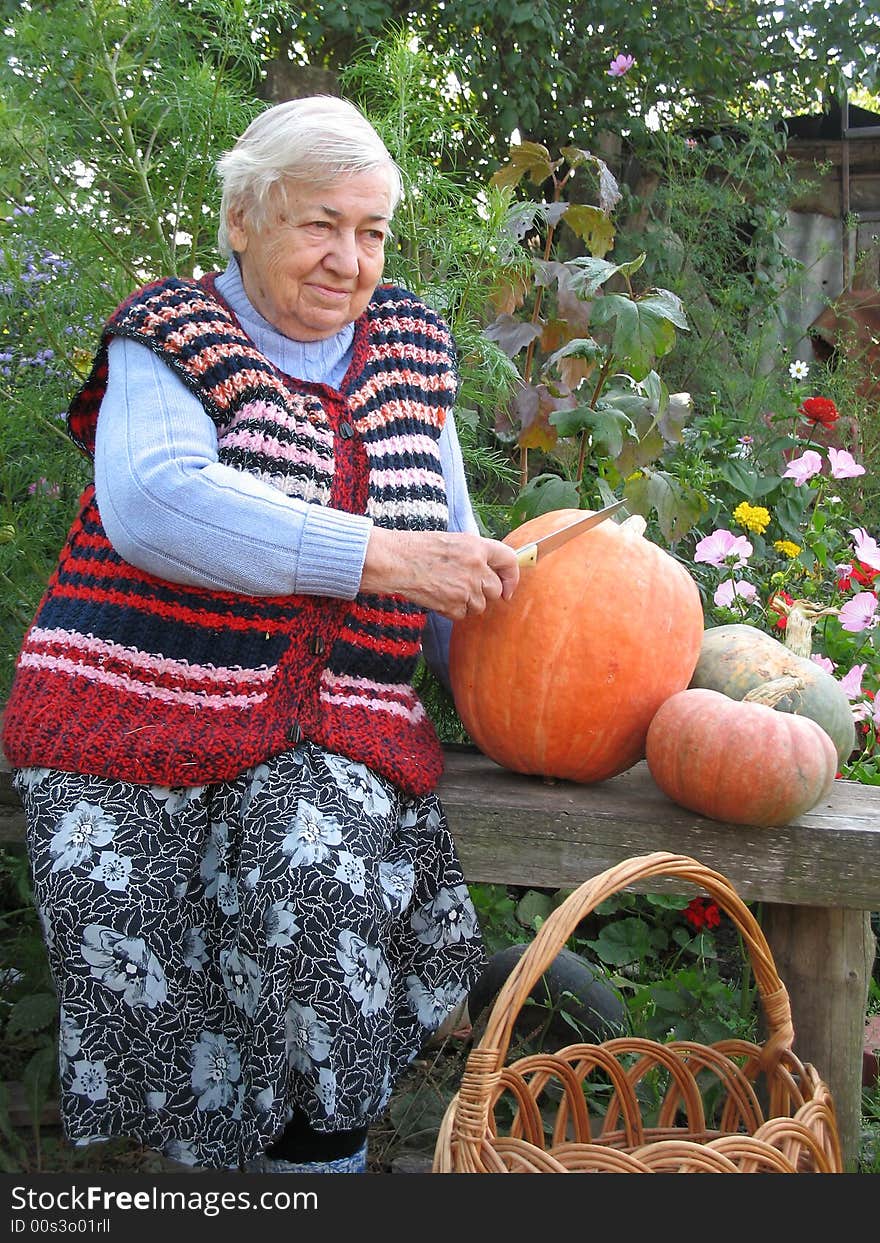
[213,258,355,387]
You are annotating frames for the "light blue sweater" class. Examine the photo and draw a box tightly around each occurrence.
[93,260,477,683]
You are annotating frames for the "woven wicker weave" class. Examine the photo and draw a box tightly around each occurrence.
[434,851,842,1173]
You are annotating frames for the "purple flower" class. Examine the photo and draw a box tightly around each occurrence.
[608,53,635,77]
[811,654,835,675]
[713,579,757,608]
[850,528,880,571]
[828,448,865,479]
[694,528,753,568]
[838,591,878,633]
[838,664,867,699]
[782,450,823,485]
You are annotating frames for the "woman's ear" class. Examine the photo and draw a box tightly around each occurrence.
[226,204,249,255]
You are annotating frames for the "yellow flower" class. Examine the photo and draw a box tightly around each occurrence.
[773,539,801,559]
[733,501,770,535]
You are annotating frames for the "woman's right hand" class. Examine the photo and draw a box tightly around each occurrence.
[360,527,520,620]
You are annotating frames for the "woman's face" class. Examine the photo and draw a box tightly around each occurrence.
[226,170,392,341]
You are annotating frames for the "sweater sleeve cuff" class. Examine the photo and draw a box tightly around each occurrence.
[294,506,373,599]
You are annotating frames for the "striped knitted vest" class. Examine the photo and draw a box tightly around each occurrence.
[2,275,455,795]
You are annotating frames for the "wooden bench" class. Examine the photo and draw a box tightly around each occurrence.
[2,745,879,1169]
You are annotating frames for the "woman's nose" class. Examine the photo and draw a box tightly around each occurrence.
[324,230,359,276]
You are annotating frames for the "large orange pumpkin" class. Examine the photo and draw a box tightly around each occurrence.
[448,509,704,783]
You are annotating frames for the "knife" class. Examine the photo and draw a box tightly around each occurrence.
[514,498,627,567]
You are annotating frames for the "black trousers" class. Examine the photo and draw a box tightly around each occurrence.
[266,1109,369,1162]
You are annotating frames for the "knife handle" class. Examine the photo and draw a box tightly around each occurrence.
[515,543,539,568]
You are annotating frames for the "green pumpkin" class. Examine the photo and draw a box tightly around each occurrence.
[688,623,857,766]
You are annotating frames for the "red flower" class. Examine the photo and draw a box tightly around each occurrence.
[685,898,706,929]
[685,896,722,930]
[798,396,839,429]
[768,590,793,630]
[853,563,880,588]
[837,562,880,591]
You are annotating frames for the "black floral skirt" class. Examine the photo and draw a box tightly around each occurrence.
[14,743,485,1169]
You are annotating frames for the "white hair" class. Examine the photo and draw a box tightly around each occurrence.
[215,95,404,256]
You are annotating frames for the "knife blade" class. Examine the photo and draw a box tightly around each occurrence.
[514,498,627,567]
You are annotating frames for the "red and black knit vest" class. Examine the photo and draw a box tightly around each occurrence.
[2,275,456,795]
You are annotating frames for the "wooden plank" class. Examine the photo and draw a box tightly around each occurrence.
[4,747,880,909]
[437,749,880,910]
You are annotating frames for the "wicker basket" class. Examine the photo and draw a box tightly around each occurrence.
[434,851,842,1173]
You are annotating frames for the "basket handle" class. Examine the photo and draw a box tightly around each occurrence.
[473,851,794,1074]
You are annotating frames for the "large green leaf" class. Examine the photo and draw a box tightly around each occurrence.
[584,917,654,967]
[718,458,759,496]
[564,256,621,299]
[510,473,580,524]
[590,288,689,380]
[623,471,707,541]
[549,400,635,459]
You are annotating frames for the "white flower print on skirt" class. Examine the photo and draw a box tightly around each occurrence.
[14,743,486,1170]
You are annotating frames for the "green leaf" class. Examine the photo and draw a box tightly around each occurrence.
[559,148,621,213]
[623,471,707,541]
[774,489,810,540]
[515,890,557,931]
[510,474,580,524]
[751,473,783,497]
[550,401,635,459]
[7,992,59,1038]
[565,256,621,299]
[589,292,685,381]
[718,458,759,496]
[650,987,689,1014]
[584,917,653,967]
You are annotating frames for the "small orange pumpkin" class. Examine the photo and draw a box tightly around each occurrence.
[449,510,704,783]
[645,683,838,826]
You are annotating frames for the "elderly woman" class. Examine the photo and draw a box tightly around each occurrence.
[2,95,519,1174]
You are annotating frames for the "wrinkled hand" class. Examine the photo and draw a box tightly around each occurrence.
[361,528,520,619]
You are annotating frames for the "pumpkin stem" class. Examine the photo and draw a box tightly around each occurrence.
[768,595,839,659]
[743,673,806,708]
[620,514,648,538]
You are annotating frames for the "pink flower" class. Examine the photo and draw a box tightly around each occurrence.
[811,654,835,674]
[694,529,753,568]
[852,700,874,723]
[850,528,880,571]
[27,477,60,498]
[608,54,635,77]
[838,591,878,633]
[713,579,757,608]
[828,448,865,479]
[838,664,867,699]
[782,450,823,485]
